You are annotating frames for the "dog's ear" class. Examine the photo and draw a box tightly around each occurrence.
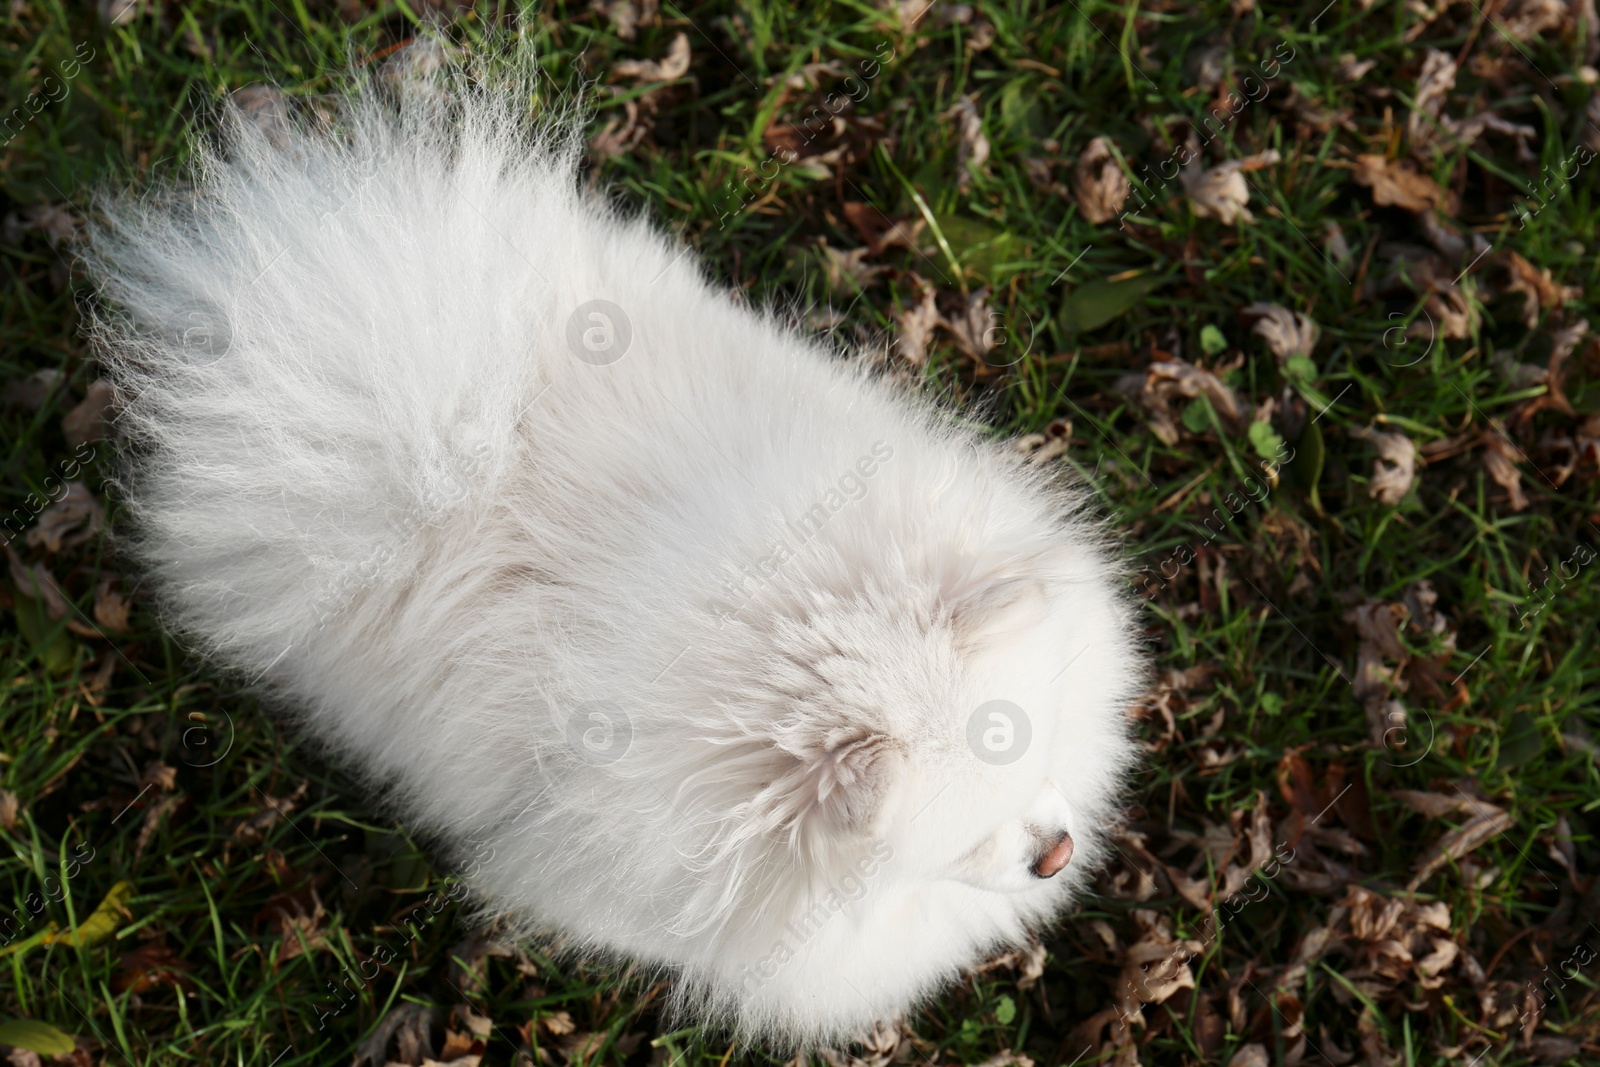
[946,544,1075,652]
[767,723,902,839]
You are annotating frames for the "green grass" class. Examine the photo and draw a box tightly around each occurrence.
[3,1,1599,1064]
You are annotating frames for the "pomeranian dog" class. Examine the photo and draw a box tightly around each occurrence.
[87,42,1143,1047]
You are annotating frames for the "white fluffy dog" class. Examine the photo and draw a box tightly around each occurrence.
[87,45,1143,1047]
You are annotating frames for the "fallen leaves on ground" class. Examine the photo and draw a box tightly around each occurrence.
[228,781,310,850]
[24,483,103,554]
[818,241,888,294]
[1180,147,1281,225]
[941,288,997,362]
[1242,302,1319,360]
[1345,580,1458,747]
[1072,136,1129,224]
[0,368,65,411]
[62,379,116,447]
[1352,154,1456,213]
[610,31,688,82]
[1118,355,1247,445]
[1009,418,1073,466]
[1408,804,1515,890]
[1499,251,1581,328]
[112,943,195,994]
[1481,428,1532,511]
[1350,426,1418,503]
[591,0,657,40]
[893,280,940,366]
[943,96,990,190]
[840,202,925,256]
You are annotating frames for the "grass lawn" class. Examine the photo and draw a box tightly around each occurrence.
[3,0,1599,1064]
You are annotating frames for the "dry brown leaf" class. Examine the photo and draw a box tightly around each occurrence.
[63,379,116,447]
[1350,426,1417,504]
[19,203,81,248]
[1493,349,1549,389]
[895,0,935,32]
[1228,1044,1269,1067]
[1147,358,1247,433]
[0,790,18,831]
[1323,219,1353,265]
[975,939,1048,990]
[966,19,997,51]
[111,943,194,996]
[431,1023,485,1066]
[25,482,103,554]
[1416,937,1459,979]
[589,95,654,160]
[941,288,997,362]
[1482,430,1531,511]
[1072,137,1129,225]
[970,1054,1033,1067]
[1118,357,1249,446]
[1426,285,1478,340]
[229,781,309,847]
[1181,149,1281,225]
[1392,790,1492,818]
[94,577,132,632]
[817,242,887,294]
[592,0,657,40]
[1447,111,1537,161]
[1333,53,1378,81]
[1345,581,1456,745]
[1214,801,1274,899]
[274,892,327,964]
[1500,251,1580,329]
[1527,1036,1585,1063]
[142,762,178,791]
[894,281,940,366]
[1,368,65,412]
[773,61,848,94]
[354,1002,436,1067]
[1500,0,1570,38]
[1417,209,1471,261]
[944,96,990,190]
[1406,49,1456,151]
[6,545,72,624]
[840,202,925,256]
[1115,909,1205,1022]
[612,31,689,82]
[1010,418,1073,467]
[1243,302,1319,359]
[1409,808,1516,889]
[1352,154,1453,213]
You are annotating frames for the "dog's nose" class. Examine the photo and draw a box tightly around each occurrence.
[1032,830,1074,878]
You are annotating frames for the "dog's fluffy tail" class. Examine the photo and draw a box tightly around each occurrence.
[87,44,582,674]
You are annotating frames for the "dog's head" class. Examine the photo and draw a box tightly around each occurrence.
[740,537,1141,899]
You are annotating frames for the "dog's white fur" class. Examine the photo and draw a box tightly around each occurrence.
[87,47,1143,1047]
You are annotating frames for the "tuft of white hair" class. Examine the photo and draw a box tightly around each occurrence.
[86,37,1144,1049]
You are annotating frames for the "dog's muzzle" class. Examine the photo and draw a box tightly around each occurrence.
[1032,830,1075,878]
